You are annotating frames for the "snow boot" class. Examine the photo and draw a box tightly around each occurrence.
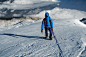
[49,34,52,40]
[45,33,48,38]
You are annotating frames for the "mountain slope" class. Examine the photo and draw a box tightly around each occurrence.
[0,18,86,57]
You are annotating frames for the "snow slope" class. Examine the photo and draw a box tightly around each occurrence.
[0,3,86,57]
[31,7,86,19]
[0,0,59,10]
[0,0,60,18]
[0,18,86,57]
[1,7,86,31]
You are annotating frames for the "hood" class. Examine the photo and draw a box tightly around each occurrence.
[45,12,49,20]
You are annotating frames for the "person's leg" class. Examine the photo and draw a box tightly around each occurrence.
[45,28,48,38]
[49,27,53,40]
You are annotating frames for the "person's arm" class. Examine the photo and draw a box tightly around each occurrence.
[41,19,44,32]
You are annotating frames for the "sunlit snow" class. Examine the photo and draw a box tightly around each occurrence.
[0,0,86,57]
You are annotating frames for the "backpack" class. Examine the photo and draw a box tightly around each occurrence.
[44,16,51,24]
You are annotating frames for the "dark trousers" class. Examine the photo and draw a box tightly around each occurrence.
[45,27,53,38]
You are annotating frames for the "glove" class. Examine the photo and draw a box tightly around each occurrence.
[51,28,53,31]
[41,29,43,33]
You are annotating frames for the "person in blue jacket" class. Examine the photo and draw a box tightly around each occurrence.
[41,12,53,40]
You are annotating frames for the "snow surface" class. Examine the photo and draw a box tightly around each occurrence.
[0,7,86,57]
[3,0,59,4]
[0,18,86,57]
[0,0,59,10]
[0,0,86,56]
[30,7,86,19]
[0,0,60,17]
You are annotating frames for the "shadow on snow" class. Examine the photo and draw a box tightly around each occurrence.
[0,33,47,40]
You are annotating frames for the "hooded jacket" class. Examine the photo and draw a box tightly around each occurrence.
[41,12,53,29]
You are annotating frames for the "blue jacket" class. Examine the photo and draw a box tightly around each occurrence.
[41,12,53,29]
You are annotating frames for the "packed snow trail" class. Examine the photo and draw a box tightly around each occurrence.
[52,31,63,57]
[0,19,86,57]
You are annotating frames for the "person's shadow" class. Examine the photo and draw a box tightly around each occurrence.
[0,33,47,40]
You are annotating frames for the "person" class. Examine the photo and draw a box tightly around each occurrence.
[41,12,53,40]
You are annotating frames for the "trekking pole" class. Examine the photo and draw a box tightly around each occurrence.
[42,32,43,40]
[52,31,56,39]
[52,30,56,40]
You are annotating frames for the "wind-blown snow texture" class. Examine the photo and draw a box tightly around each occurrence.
[0,0,86,57]
[0,0,60,18]
[0,0,86,18]
[0,18,86,57]
[0,9,86,57]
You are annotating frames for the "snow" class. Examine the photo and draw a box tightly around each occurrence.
[13,14,22,17]
[0,14,5,17]
[0,0,59,10]
[12,0,59,4]
[0,0,86,57]
[0,18,35,31]
[31,7,86,19]
[0,18,86,57]
[0,0,60,18]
